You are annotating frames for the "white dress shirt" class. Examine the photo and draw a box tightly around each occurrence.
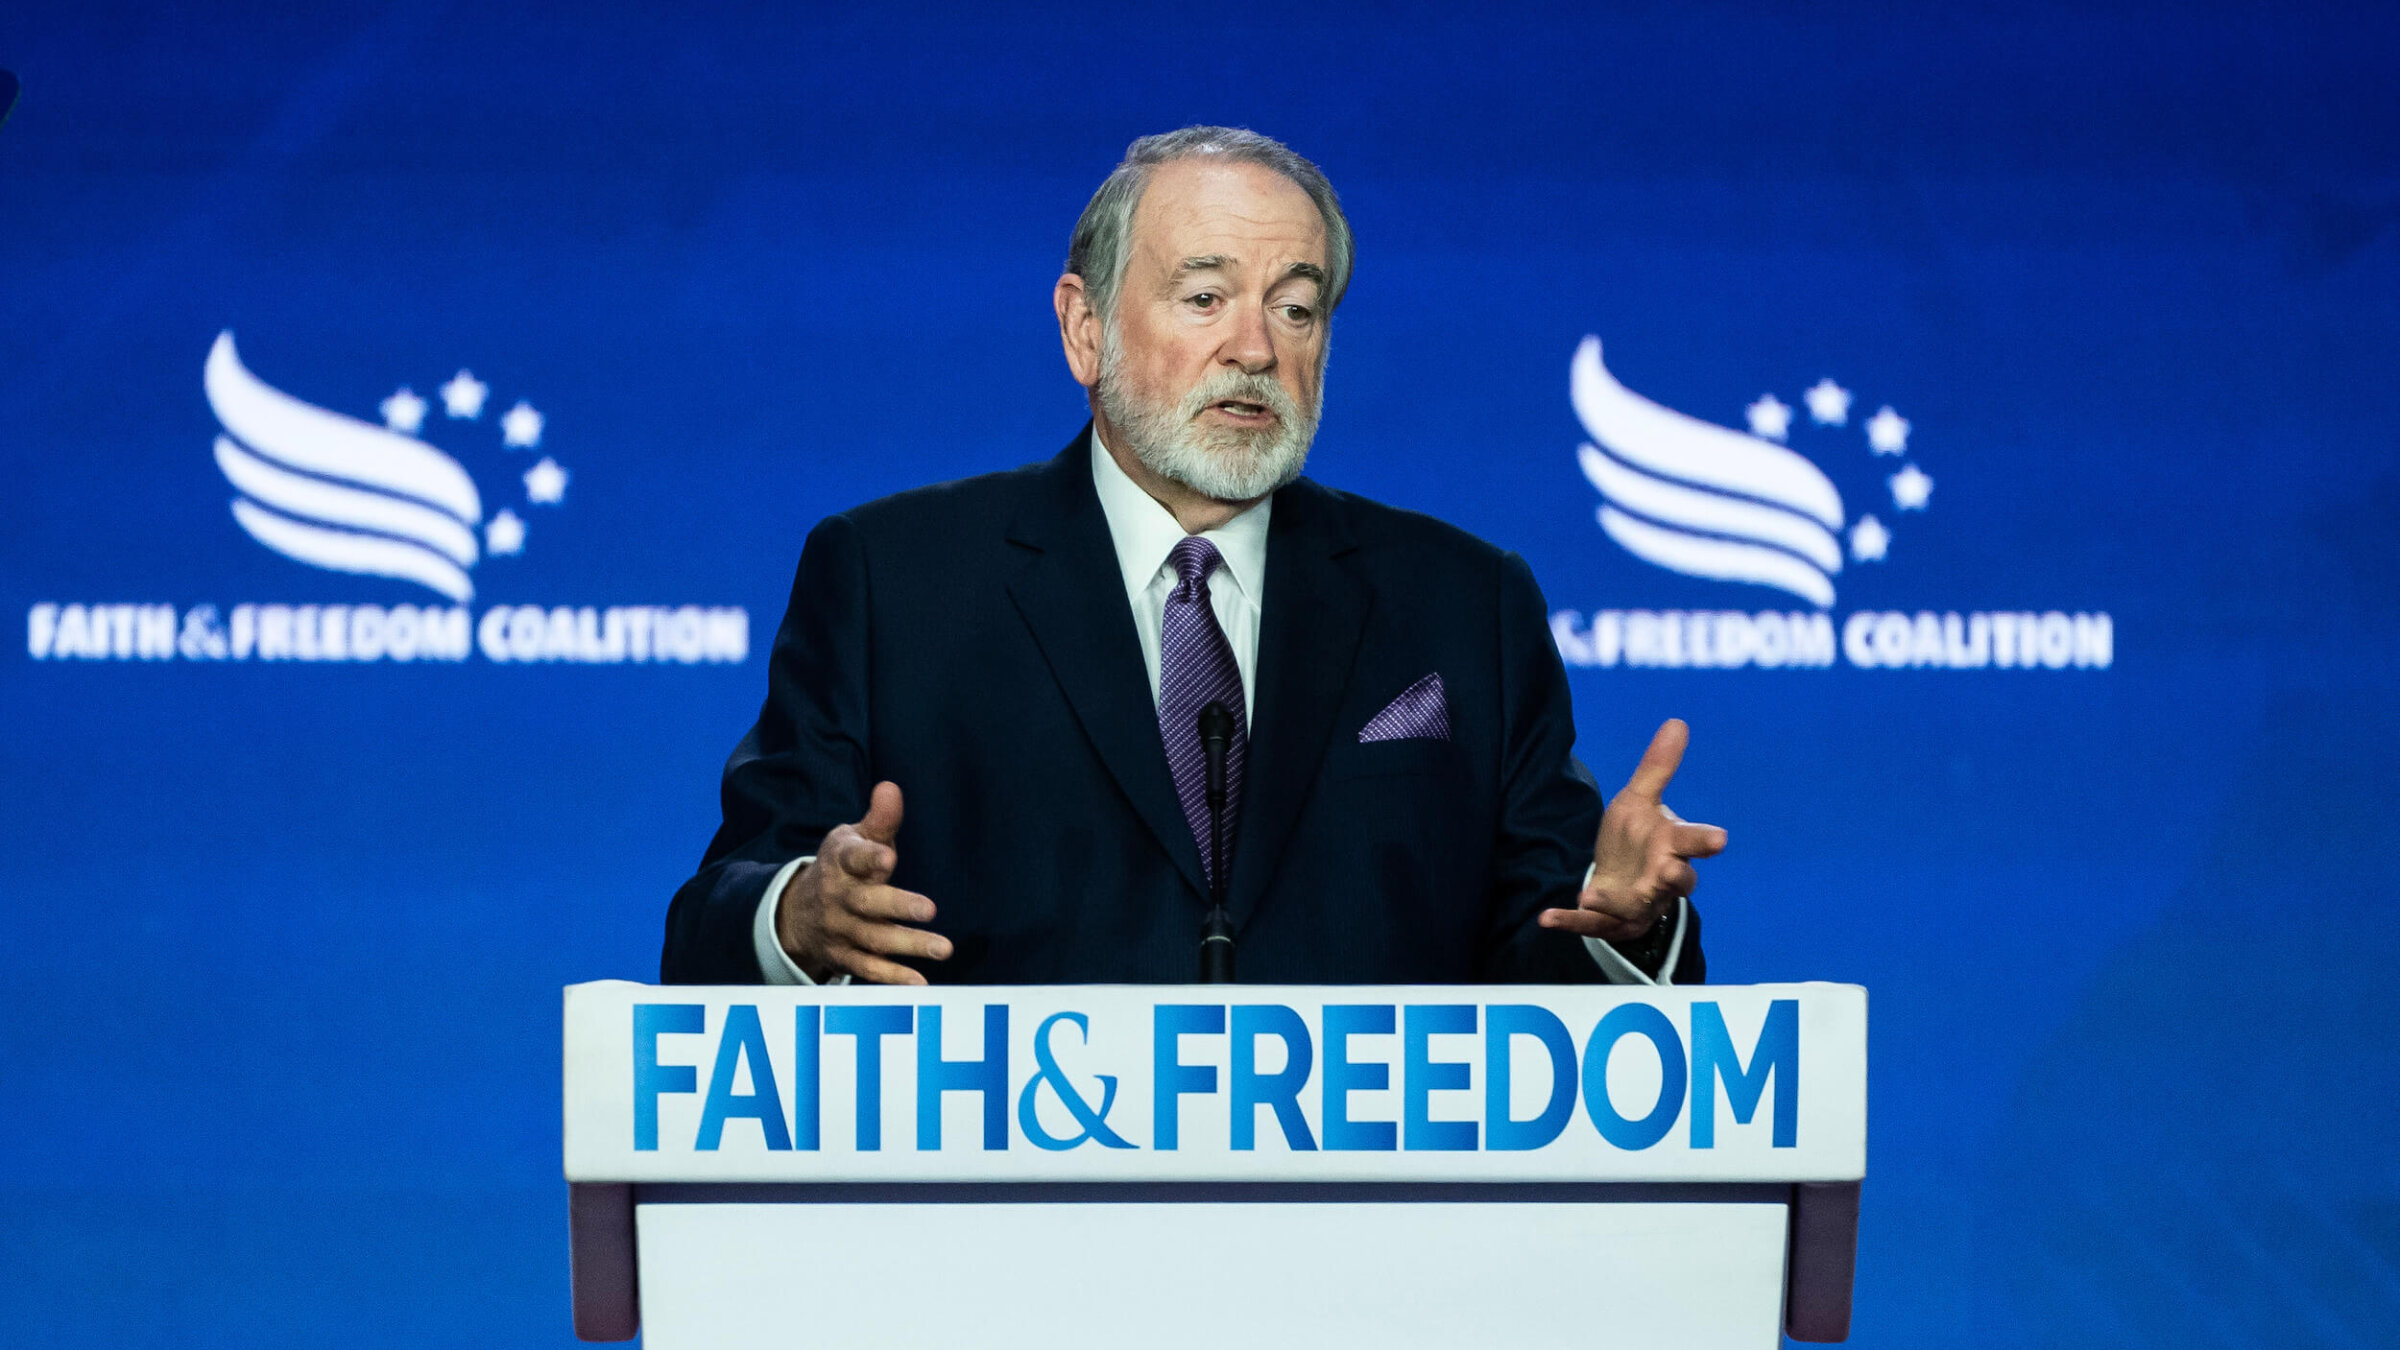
[753,431,1683,985]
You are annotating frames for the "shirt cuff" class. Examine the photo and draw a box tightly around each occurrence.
[753,856,851,986]
[1577,862,1687,987]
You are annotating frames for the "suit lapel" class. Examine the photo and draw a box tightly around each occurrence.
[1005,431,1212,903]
[1227,478,1370,929]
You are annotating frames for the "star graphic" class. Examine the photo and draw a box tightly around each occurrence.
[523,457,569,505]
[1849,514,1890,562]
[440,369,489,419]
[485,509,526,556]
[1866,406,1911,455]
[1804,378,1852,426]
[501,400,544,448]
[379,387,427,434]
[1889,463,1934,510]
[1745,393,1793,441]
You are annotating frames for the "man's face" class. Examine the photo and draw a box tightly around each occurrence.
[1094,157,1331,502]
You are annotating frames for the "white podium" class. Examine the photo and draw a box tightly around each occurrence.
[564,981,1864,1347]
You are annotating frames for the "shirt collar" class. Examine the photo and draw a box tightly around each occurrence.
[1089,426,1272,603]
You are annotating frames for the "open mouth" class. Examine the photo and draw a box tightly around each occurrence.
[1210,400,1272,418]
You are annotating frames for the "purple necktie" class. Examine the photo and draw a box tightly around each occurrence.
[1158,535,1247,890]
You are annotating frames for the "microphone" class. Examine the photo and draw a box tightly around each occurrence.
[1197,700,1236,983]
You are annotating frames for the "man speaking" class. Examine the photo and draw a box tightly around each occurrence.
[662,127,1724,988]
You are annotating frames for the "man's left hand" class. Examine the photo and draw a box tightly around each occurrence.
[1538,718,1728,943]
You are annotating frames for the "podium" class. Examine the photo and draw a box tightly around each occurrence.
[564,981,1864,1348]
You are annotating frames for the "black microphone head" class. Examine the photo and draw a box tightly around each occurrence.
[1197,700,1233,746]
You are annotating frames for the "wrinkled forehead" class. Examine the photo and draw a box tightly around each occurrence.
[1126,158,1328,281]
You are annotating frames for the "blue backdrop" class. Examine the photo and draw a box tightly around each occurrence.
[6,3,2398,1345]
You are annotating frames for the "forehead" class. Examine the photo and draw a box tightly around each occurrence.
[1126,157,1327,274]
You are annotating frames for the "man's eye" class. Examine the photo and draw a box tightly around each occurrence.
[1282,305,1315,323]
[1188,292,1220,308]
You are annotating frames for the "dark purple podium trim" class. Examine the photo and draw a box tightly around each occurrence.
[1784,1180,1862,1341]
[569,1183,638,1341]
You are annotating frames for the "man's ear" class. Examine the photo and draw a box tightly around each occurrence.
[1055,274,1101,390]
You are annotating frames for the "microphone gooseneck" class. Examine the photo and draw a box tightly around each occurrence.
[1197,700,1236,983]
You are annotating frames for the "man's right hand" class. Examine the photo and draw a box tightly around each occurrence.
[775,781,951,985]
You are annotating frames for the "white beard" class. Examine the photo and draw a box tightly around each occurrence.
[1094,323,1321,502]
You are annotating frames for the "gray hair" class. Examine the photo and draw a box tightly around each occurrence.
[1066,126,1354,322]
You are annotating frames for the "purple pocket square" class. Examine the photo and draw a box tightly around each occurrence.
[1358,672,1451,743]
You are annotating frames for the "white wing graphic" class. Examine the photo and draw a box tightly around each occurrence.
[205,332,482,601]
[1570,336,1844,608]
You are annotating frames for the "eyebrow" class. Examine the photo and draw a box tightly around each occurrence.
[1174,256,1328,289]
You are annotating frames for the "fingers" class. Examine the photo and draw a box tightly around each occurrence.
[1576,723,1716,947]
[842,883,936,926]
[778,807,947,984]
[1538,903,1649,942]
[840,952,932,987]
[827,784,924,984]
[854,780,904,845]
[1566,866,1661,935]
[829,783,909,882]
[840,911,952,963]
[823,883,950,985]
[830,930,946,986]
[828,883,946,959]
[829,826,896,882]
[1618,719,1689,803]
[1656,857,1698,898]
[1553,839,1696,943]
[1542,871,1680,940]
[1669,820,1728,859]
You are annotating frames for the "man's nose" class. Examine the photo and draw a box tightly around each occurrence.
[1218,303,1277,374]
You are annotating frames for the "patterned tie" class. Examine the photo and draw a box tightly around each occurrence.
[1158,535,1247,891]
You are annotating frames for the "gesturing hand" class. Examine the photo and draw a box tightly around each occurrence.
[774,781,952,985]
[1538,719,1728,944]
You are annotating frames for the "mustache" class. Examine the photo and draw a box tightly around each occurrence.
[1177,369,1302,423]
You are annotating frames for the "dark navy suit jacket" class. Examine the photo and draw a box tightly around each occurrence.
[662,430,1704,985]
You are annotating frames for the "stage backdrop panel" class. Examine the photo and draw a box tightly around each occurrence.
[2,3,2396,1346]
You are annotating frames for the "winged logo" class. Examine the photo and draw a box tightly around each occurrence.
[205,331,484,601]
[1571,336,1846,608]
